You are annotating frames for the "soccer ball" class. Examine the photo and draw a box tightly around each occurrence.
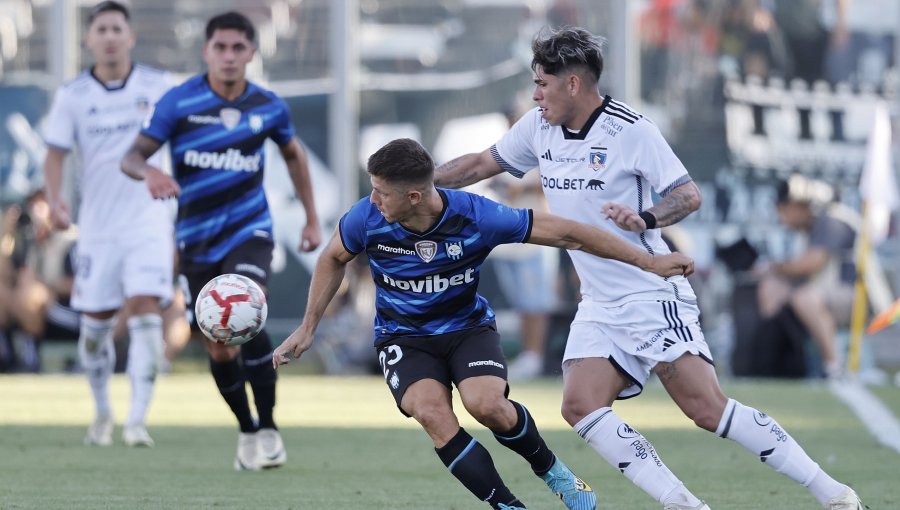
[195,273,268,346]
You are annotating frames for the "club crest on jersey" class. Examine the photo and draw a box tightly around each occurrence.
[589,147,607,170]
[249,114,264,134]
[220,108,241,130]
[414,240,437,263]
[444,241,463,260]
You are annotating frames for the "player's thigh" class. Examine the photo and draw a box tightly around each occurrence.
[376,340,452,418]
[562,357,630,412]
[221,237,274,291]
[400,378,459,444]
[71,239,125,313]
[120,233,174,305]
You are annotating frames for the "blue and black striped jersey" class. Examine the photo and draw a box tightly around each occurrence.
[340,189,534,341]
[140,74,295,265]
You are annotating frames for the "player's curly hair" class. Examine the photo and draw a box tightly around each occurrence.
[367,138,434,187]
[531,26,605,84]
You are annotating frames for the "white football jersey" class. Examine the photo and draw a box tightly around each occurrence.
[493,97,697,305]
[43,64,174,240]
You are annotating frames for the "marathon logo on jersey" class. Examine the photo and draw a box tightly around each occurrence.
[380,268,475,293]
[220,108,241,130]
[377,244,416,256]
[444,241,463,261]
[415,240,437,263]
[589,147,607,170]
[184,148,261,172]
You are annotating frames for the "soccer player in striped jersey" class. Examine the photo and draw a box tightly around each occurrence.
[433,26,862,510]
[121,11,321,471]
[42,1,175,448]
[274,138,694,510]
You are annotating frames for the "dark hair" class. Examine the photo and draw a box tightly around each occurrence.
[367,139,434,186]
[88,1,130,26]
[531,26,605,83]
[205,11,256,43]
[776,174,835,205]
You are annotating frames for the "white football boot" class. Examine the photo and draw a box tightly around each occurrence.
[826,489,863,510]
[84,414,114,446]
[664,503,711,510]
[123,425,155,447]
[234,432,260,471]
[257,428,287,469]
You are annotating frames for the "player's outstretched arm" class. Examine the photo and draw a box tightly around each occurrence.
[434,149,504,189]
[121,134,180,199]
[273,227,356,368]
[279,139,321,252]
[603,181,702,232]
[43,146,71,230]
[528,211,694,277]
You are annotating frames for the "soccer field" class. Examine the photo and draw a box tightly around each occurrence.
[0,374,897,509]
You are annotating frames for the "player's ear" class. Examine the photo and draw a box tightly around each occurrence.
[568,74,579,96]
[407,189,422,205]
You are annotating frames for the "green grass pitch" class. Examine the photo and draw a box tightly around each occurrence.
[0,374,897,509]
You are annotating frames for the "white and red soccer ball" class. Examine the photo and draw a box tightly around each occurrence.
[195,273,268,346]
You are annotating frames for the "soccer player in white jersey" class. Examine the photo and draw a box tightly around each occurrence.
[42,1,175,448]
[434,26,862,510]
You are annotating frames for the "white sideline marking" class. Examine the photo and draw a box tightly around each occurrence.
[830,380,900,454]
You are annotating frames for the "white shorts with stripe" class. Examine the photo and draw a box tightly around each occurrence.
[563,299,713,399]
[71,232,174,313]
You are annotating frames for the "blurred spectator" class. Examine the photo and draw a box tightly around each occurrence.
[0,204,23,371]
[0,190,79,372]
[822,0,897,86]
[773,0,834,83]
[755,175,856,378]
[489,170,559,381]
[12,190,80,372]
[719,0,791,79]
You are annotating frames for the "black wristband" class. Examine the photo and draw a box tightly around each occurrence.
[639,211,657,230]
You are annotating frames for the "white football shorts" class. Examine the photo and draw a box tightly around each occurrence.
[563,299,713,399]
[71,232,174,313]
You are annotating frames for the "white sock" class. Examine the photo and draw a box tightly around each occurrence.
[575,408,703,506]
[125,313,164,427]
[78,316,117,419]
[716,398,847,504]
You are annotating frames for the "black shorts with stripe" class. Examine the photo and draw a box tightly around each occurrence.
[375,322,509,417]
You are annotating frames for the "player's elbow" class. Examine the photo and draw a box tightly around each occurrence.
[684,183,702,212]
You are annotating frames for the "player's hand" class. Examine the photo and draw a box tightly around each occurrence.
[298,223,322,252]
[602,202,646,232]
[48,200,71,230]
[144,166,180,199]
[649,252,695,277]
[272,328,313,369]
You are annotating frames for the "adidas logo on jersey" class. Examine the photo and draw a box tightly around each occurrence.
[381,268,475,293]
[184,148,261,172]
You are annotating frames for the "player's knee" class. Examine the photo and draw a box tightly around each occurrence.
[410,402,453,432]
[682,398,725,432]
[462,394,508,425]
[206,342,239,363]
[560,396,591,426]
